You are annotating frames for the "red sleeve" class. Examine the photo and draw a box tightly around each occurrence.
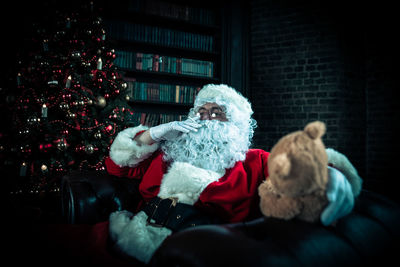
[105,151,161,180]
[104,156,132,177]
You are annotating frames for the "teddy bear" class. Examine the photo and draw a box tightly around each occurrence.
[258,120,362,223]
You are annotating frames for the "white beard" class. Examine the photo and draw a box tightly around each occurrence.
[161,120,250,172]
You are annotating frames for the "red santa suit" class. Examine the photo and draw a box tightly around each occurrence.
[103,84,362,263]
[106,139,269,223]
[105,125,270,263]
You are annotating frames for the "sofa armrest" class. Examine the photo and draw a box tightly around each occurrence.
[61,170,141,224]
[150,190,400,267]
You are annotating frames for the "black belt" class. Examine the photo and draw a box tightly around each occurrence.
[142,196,221,232]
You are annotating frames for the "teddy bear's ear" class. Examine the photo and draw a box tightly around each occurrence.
[304,121,326,140]
[271,153,291,177]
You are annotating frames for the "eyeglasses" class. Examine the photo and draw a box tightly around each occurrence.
[196,106,227,121]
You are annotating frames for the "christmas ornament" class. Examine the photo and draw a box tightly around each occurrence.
[94,131,102,139]
[7,3,136,195]
[71,51,81,58]
[41,164,48,173]
[48,80,59,87]
[96,96,106,108]
[57,139,68,151]
[6,94,16,104]
[85,144,95,154]
[59,102,70,111]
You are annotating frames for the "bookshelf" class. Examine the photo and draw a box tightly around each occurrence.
[102,0,222,127]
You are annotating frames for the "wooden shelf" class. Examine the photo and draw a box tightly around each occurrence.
[104,11,220,35]
[121,69,219,85]
[128,100,192,114]
[110,39,219,61]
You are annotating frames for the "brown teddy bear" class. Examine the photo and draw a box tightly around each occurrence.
[258,120,362,223]
[258,121,330,223]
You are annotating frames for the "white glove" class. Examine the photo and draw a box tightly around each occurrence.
[320,166,355,226]
[149,116,201,142]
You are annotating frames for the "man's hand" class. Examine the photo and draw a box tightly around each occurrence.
[320,166,355,226]
[149,116,202,142]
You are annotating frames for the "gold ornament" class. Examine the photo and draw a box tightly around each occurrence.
[41,164,48,173]
[96,96,106,108]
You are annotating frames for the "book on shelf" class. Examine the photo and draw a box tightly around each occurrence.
[114,50,214,78]
[127,0,216,26]
[106,20,214,52]
[131,112,187,127]
[124,79,201,104]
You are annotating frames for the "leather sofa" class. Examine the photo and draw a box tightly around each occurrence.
[61,170,400,266]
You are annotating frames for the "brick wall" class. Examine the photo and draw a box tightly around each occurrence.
[249,0,399,200]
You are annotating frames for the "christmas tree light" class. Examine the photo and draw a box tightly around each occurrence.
[5,1,136,195]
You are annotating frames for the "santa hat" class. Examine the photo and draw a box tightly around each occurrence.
[193,84,253,123]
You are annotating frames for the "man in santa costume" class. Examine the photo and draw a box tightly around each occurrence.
[105,84,362,263]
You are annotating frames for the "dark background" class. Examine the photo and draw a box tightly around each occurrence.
[1,0,398,205]
[249,0,399,202]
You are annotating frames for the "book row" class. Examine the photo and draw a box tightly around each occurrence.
[127,0,216,26]
[115,51,214,78]
[131,112,187,127]
[106,20,214,52]
[126,80,201,104]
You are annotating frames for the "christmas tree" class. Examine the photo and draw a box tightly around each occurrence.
[4,1,135,195]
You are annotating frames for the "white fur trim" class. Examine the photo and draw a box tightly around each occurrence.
[158,162,225,205]
[109,210,172,263]
[326,148,363,197]
[109,125,159,167]
[194,84,253,119]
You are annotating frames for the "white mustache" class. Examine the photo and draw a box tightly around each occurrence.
[161,119,249,172]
